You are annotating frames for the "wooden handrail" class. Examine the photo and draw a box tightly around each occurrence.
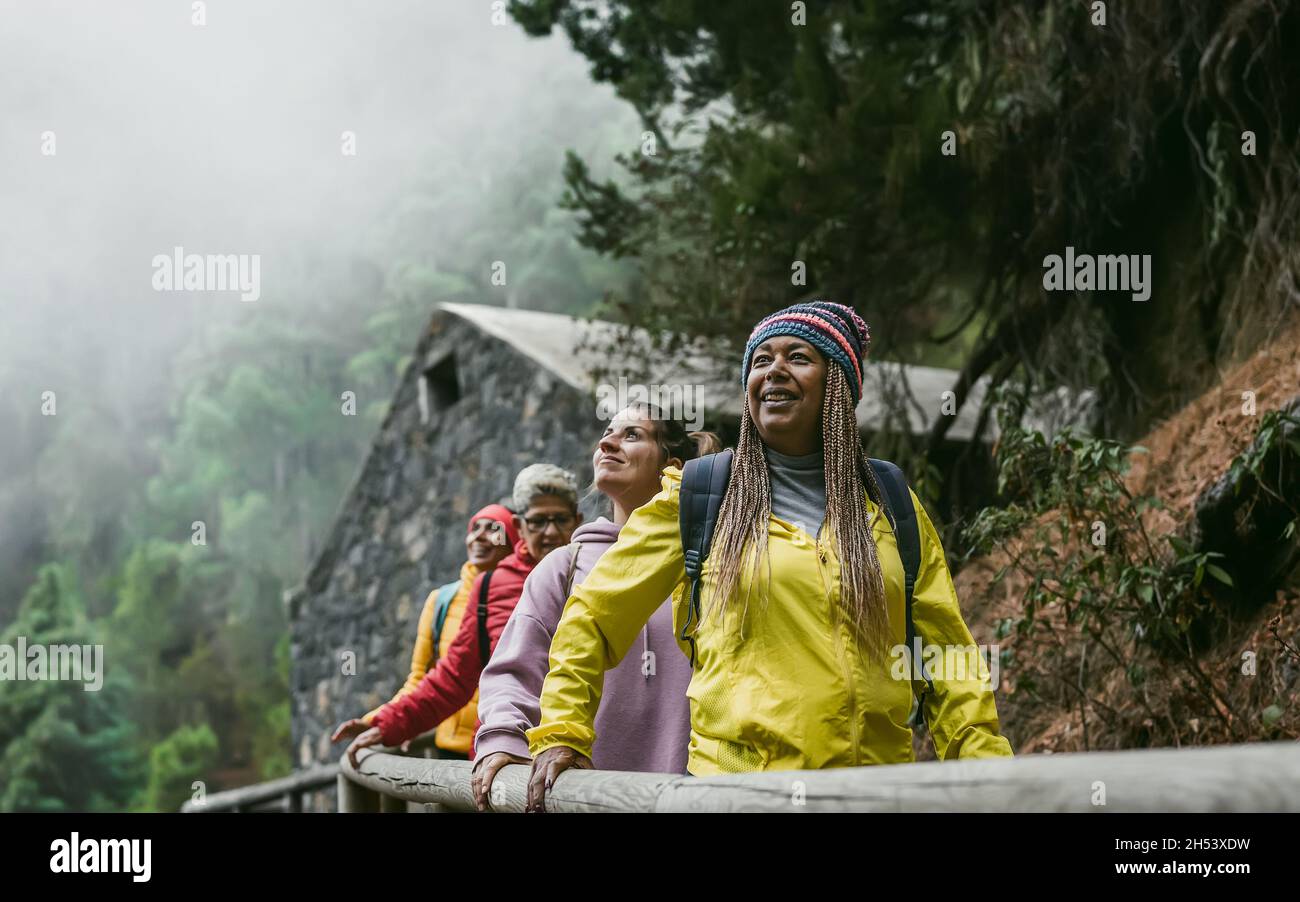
[179,734,439,813]
[181,763,339,813]
[337,741,1300,813]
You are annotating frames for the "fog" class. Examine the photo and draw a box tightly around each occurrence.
[0,0,628,413]
[0,0,637,607]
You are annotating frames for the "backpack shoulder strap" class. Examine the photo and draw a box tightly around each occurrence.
[563,541,582,597]
[476,570,494,667]
[866,458,935,724]
[678,449,734,667]
[429,579,462,661]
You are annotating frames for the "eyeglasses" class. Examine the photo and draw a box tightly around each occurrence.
[522,514,576,532]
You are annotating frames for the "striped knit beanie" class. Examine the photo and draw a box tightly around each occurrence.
[741,301,871,404]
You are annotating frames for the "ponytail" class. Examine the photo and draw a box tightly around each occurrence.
[686,430,724,459]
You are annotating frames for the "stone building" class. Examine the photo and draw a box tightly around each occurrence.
[287,301,1027,778]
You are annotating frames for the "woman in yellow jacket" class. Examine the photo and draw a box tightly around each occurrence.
[331,503,518,758]
[526,301,1012,809]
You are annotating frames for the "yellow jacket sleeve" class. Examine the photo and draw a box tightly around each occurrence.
[363,588,438,724]
[909,488,1014,759]
[527,469,688,759]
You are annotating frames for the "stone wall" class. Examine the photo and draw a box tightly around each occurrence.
[288,308,607,778]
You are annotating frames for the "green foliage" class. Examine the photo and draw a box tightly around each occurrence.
[0,47,641,810]
[107,542,207,740]
[253,701,292,782]
[0,564,140,812]
[1223,407,1300,539]
[515,0,1020,372]
[142,723,218,813]
[961,392,1280,747]
[10,0,1293,809]
[0,0,651,818]
[514,0,1300,447]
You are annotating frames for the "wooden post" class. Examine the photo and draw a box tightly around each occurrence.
[337,772,379,813]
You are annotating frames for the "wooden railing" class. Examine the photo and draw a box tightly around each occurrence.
[180,729,454,812]
[180,763,339,813]
[336,740,1300,813]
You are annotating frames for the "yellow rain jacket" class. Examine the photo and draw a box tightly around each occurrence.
[365,560,482,754]
[528,466,1012,774]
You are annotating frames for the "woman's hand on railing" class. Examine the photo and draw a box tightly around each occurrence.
[331,719,370,744]
[525,746,592,813]
[471,752,530,812]
[344,727,386,770]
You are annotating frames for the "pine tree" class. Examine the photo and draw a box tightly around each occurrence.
[0,564,140,812]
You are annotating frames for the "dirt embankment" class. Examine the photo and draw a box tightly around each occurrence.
[952,313,1300,754]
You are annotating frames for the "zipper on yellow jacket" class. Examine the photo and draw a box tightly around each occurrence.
[814,528,863,768]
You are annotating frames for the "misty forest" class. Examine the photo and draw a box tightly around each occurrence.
[2,0,1298,811]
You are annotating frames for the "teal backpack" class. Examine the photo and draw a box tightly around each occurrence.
[430,570,504,666]
[428,579,461,662]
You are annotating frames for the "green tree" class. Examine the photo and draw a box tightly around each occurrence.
[0,564,139,812]
[142,723,219,813]
[511,0,1300,449]
[0,43,645,807]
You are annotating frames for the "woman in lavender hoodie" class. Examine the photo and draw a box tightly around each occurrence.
[471,403,722,810]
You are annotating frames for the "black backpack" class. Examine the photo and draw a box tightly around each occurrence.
[474,545,581,669]
[475,570,494,666]
[677,448,934,726]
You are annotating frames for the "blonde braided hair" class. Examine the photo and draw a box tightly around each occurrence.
[702,365,895,661]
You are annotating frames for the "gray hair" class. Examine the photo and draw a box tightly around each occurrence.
[512,463,579,512]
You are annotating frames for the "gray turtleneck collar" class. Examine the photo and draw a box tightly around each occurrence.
[764,446,827,536]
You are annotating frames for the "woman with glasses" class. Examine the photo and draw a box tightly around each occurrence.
[470,404,722,810]
[343,463,583,767]
[330,503,518,759]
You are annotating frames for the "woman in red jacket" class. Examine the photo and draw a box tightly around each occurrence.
[329,502,518,758]
[343,463,582,768]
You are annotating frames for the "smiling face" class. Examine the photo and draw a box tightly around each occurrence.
[514,493,580,562]
[593,407,683,508]
[465,517,511,568]
[745,335,827,456]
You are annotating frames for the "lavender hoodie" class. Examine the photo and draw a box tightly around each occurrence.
[474,517,692,773]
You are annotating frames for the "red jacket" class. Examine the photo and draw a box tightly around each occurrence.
[372,539,538,749]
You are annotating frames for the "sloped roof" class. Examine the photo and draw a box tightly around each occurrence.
[440,302,999,442]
